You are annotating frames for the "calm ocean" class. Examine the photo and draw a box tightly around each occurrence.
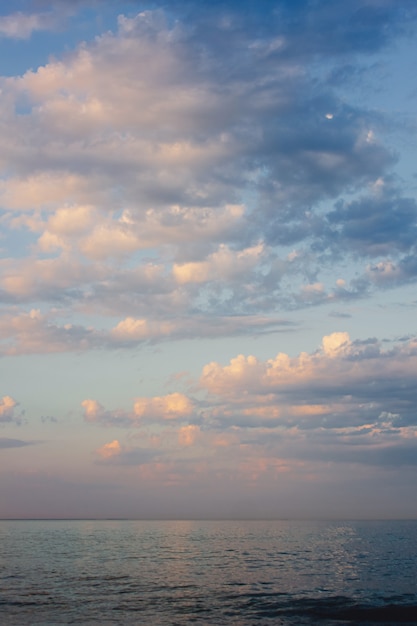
[1,519,416,625]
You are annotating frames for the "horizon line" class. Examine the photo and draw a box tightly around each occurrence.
[1,517,417,522]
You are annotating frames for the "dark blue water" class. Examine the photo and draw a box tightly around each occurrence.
[0,520,416,624]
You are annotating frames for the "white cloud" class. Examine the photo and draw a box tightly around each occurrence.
[321,331,350,356]
[0,11,59,39]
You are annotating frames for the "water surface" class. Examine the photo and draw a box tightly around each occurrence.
[1,519,416,624]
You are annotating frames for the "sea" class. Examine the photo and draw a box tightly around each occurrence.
[1,519,416,625]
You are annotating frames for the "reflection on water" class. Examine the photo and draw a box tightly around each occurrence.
[0,519,416,624]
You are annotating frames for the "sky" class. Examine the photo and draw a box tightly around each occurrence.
[1,0,417,520]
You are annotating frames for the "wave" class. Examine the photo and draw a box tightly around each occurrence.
[222,593,417,623]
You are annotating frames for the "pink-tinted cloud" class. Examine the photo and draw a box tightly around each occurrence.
[133,393,194,420]
[82,392,195,427]
[0,310,102,355]
[0,396,20,423]
[95,439,158,465]
[80,330,417,445]
[194,333,417,465]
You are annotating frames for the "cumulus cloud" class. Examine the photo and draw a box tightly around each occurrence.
[82,400,132,427]
[110,317,175,342]
[199,333,417,437]
[74,330,414,441]
[133,393,194,420]
[96,438,122,459]
[82,392,195,426]
[95,439,157,465]
[0,396,21,424]
[82,332,417,470]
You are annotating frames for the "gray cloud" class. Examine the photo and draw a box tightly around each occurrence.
[0,437,31,449]
[326,192,417,257]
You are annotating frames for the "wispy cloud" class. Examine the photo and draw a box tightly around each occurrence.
[0,12,51,39]
[0,437,31,449]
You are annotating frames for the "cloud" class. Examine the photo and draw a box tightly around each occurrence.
[95,439,158,465]
[198,333,417,437]
[0,0,415,341]
[134,393,194,420]
[321,331,350,356]
[110,317,175,342]
[0,255,105,302]
[326,191,417,257]
[0,437,31,449]
[173,243,264,285]
[82,400,132,427]
[366,253,417,288]
[0,11,60,39]
[0,396,21,424]
[82,332,417,470]
[0,307,292,355]
[0,7,399,224]
[77,329,417,442]
[82,392,195,426]
[97,438,121,459]
[0,174,111,212]
[178,424,200,447]
[0,309,103,355]
[0,0,416,371]
[329,311,352,319]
